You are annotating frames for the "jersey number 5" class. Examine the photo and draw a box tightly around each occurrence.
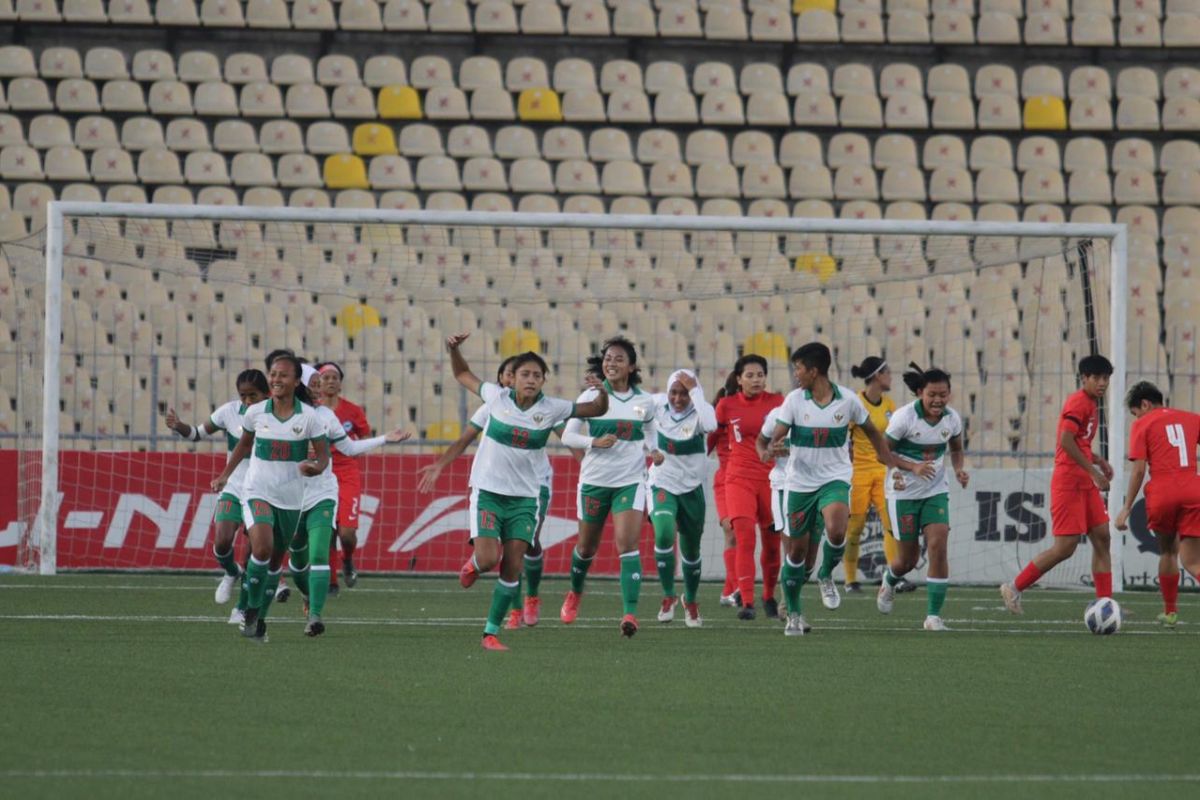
[1166,423,1191,467]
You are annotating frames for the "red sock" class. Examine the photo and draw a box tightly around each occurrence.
[722,547,737,595]
[760,529,781,602]
[733,518,757,606]
[1160,572,1180,614]
[1013,562,1043,592]
[1093,571,1112,598]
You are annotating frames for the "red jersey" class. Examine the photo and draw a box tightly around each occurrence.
[714,391,783,484]
[1053,389,1100,488]
[1129,407,1200,483]
[330,397,371,477]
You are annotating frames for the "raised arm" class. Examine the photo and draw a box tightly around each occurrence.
[165,406,219,441]
[571,390,609,419]
[446,332,483,396]
[416,426,482,493]
[212,429,254,491]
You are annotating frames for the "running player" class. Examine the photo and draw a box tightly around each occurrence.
[710,371,741,607]
[212,355,330,642]
[875,365,968,631]
[716,355,784,621]
[1001,355,1115,613]
[314,361,370,591]
[560,336,660,636]
[764,343,894,634]
[164,369,268,614]
[648,369,718,628]
[1114,381,1200,626]
[446,333,607,651]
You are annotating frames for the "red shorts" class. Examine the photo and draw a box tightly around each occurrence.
[713,468,729,521]
[1050,482,1108,536]
[1145,481,1200,537]
[724,477,774,531]
[336,477,362,530]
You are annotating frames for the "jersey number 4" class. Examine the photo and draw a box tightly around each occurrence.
[1166,423,1191,467]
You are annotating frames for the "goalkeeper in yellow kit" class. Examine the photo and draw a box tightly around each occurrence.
[845,357,912,593]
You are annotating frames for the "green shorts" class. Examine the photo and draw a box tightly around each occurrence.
[215,492,243,524]
[786,481,850,539]
[888,493,950,542]
[287,499,337,550]
[471,488,538,544]
[649,485,706,536]
[243,498,303,553]
[578,482,646,524]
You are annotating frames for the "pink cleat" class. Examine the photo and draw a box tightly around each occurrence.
[523,596,541,627]
[505,609,522,630]
[620,614,639,638]
[458,559,478,589]
[481,634,508,651]
[560,591,582,624]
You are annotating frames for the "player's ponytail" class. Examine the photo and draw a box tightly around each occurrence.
[716,369,739,399]
[903,363,951,395]
[851,356,886,382]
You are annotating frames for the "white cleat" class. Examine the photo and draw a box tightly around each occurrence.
[923,615,949,631]
[215,573,238,604]
[877,580,896,615]
[657,596,679,623]
[999,582,1024,615]
[228,607,245,626]
[683,602,702,628]
[785,612,807,636]
[817,577,841,610]
[719,590,740,607]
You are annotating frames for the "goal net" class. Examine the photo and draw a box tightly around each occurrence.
[1,203,1139,588]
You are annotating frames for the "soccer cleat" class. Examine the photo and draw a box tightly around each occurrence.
[560,591,581,624]
[228,608,245,626]
[274,584,290,604]
[845,581,863,595]
[657,596,679,623]
[684,602,702,628]
[999,582,1023,615]
[328,582,340,598]
[251,619,269,643]
[763,597,780,619]
[818,577,841,610]
[877,580,896,615]
[1158,611,1178,628]
[343,559,358,589]
[523,596,541,627]
[481,634,508,651]
[458,559,479,589]
[923,615,949,631]
[785,612,806,636]
[215,573,238,604]
[737,604,756,621]
[505,609,522,630]
[304,616,325,637]
[896,576,917,593]
[620,614,639,638]
[719,589,741,607]
[240,608,260,638]
[800,615,812,633]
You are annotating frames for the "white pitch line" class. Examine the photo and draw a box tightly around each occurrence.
[3,768,1198,785]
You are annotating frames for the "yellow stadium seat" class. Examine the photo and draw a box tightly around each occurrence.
[425,419,462,449]
[352,123,397,156]
[499,327,542,358]
[794,252,837,283]
[1023,96,1067,130]
[337,302,382,338]
[743,332,789,362]
[324,154,369,189]
[377,85,422,119]
[793,0,836,12]
[517,88,563,122]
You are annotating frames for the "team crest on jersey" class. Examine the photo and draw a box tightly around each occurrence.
[803,414,810,422]
[834,413,844,423]
[941,429,950,439]
[634,405,646,419]
[533,413,545,424]
[682,425,694,437]
[292,424,303,435]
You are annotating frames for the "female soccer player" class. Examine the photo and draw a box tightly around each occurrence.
[560,336,661,636]
[212,355,330,642]
[875,364,969,631]
[165,369,269,614]
[314,362,370,591]
[446,333,607,650]
[1114,381,1200,626]
[715,355,783,621]
[710,371,741,607]
[648,369,718,627]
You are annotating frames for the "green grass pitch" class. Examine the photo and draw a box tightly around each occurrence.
[2,573,1198,799]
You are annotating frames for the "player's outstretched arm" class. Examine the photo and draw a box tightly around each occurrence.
[335,428,414,457]
[416,427,482,493]
[446,332,482,395]
[212,429,254,491]
[572,390,609,419]
[1060,429,1109,490]
[1115,459,1147,531]
[164,407,219,441]
[949,434,969,488]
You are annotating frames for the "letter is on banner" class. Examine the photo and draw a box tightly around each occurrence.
[183,493,220,549]
[1004,492,1047,542]
[103,493,192,549]
[356,495,380,547]
[974,491,1002,541]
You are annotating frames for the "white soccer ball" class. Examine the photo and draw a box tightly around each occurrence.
[1084,597,1122,635]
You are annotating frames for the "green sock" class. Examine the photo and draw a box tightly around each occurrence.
[236,558,250,611]
[885,567,901,588]
[817,537,846,581]
[927,578,948,617]
[512,573,523,613]
[569,549,593,594]
[782,556,805,614]
[524,553,544,598]
[245,557,269,611]
[619,551,642,615]
[288,543,310,598]
[484,578,519,636]
[214,546,240,577]
[651,507,677,597]
[654,547,677,598]
[259,569,282,621]
[681,557,702,604]
[308,525,332,617]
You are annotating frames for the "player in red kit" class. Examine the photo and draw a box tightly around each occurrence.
[710,371,741,606]
[1002,355,1114,613]
[317,362,371,590]
[714,355,784,620]
[1114,381,1200,626]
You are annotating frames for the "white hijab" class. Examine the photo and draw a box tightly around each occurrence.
[665,369,700,418]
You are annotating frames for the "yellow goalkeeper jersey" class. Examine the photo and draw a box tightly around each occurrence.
[850,390,895,473]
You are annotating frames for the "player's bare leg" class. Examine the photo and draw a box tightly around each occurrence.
[816,502,850,610]
[482,538,527,652]
[1002,535,1082,613]
[462,537,501,589]
[1155,531,1181,626]
[337,526,358,587]
[719,518,739,606]
[1180,538,1200,587]
[878,536,922,616]
[212,520,242,603]
[1085,523,1114,598]
[562,521,603,623]
[613,508,644,636]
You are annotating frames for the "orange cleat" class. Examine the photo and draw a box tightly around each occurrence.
[505,608,522,630]
[523,596,541,627]
[458,559,478,589]
[620,614,639,638]
[560,591,582,624]
[481,634,508,651]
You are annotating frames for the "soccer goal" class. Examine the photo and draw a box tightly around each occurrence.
[2,201,1146,588]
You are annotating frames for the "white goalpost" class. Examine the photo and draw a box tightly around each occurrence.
[6,200,1135,588]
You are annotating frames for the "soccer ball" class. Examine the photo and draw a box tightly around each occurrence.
[1084,597,1122,635]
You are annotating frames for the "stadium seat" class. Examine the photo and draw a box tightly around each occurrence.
[795,9,840,40]
[1073,13,1116,44]
[975,166,1020,203]
[1070,96,1114,130]
[1022,66,1065,100]
[1117,96,1161,130]
[1120,13,1162,45]
[45,146,90,181]
[1161,139,1199,171]
[293,0,336,29]
[156,0,199,25]
[63,0,106,22]
[589,128,634,162]
[1112,138,1155,172]
[29,115,71,149]
[166,119,210,152]
[751,6,793,39]
[1016,136,1060,170]
[0,115,22,147]
[382,0,425,29]
[1114,168,1160,204]
[1162,97,1200,129]
[278,153,323,187]
[1069,169,1113,204]
[351,123,396,156]
[1164,169,1200,204]
[660,4,703,37]
[656,90,699,123]
[1164,66,1200,98]
[637,129,682,163]
[518,89,563,122]
[40,47,83,79]
[1025,13,1068,44]
[200,0,245,25]
[839,95,883,127]
[231,152,276,187]
[1024,96,1067,129]
[364,56,406,89]
[57,79,102,113]
[974,95,1021,129]
[542,126,584,161]
[1,146,43,180]
[185,152,231,185]
[368,154,414,189]
[977,11,1021,43]
[378,86,423,119]
[306,121,351,154]
[1063,138,1107,173]
[121,117,166,151]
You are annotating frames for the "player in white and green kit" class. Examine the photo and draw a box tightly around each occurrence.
[876,364,969,631]
[164,368,268,616]
[560,336,661,637]
[446,333,608,651]
[212,355,330,642]
[648,369,717,628]
[764,343,893,636]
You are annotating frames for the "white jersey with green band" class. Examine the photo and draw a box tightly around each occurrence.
[885,401,964,501]
[469,404,556,489]
[467,382,575,499]
[775,383,869,493]
[762,405,789,492]
[210,399,250,498]
[563,383,657,488]
[241,398,328,510]
[647,386,718,496]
